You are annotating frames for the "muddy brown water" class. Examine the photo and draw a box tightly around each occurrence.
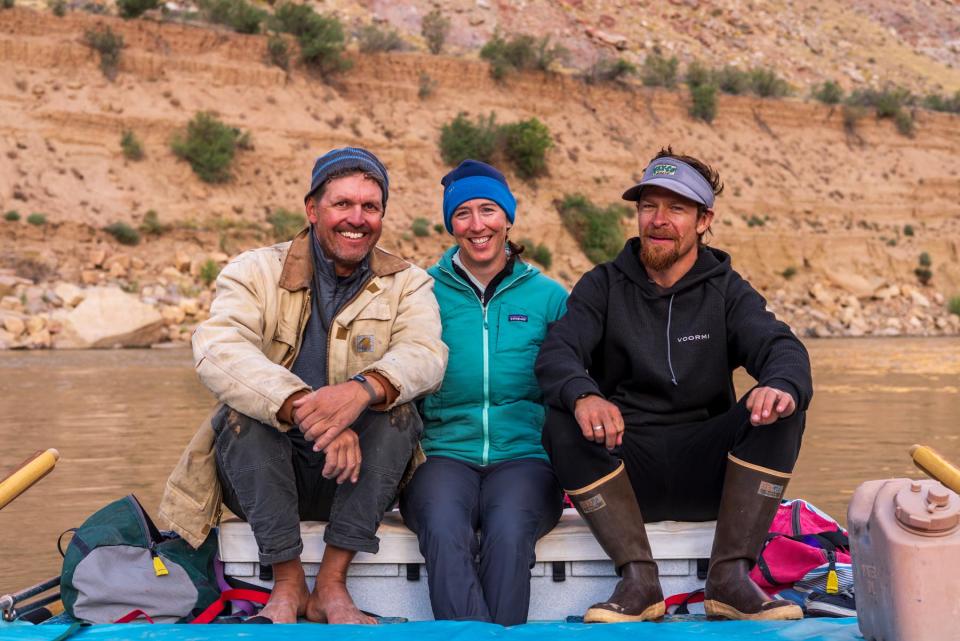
[1,338,958,594]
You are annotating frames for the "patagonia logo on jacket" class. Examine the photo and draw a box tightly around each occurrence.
[676,333,710,343]
[508,314,528,322]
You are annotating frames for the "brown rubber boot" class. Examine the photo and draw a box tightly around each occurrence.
[567,463,664,623]
[703,455,803,621]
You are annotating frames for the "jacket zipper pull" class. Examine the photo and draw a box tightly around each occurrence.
[151,549,169,577]
[825,550,838,594]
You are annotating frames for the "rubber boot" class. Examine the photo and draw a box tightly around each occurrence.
[567,463,664,623]
[703,455,803,621]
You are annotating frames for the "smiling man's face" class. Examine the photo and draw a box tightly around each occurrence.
[636,185,712,274]
[306,173,384,276]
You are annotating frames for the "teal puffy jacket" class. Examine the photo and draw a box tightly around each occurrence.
[422,246,568,465]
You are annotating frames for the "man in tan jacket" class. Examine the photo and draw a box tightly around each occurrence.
[160,147,447,624]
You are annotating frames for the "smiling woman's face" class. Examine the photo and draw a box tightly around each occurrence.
[450,198,509,274]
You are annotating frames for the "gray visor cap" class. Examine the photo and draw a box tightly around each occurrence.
[622,157,715,208]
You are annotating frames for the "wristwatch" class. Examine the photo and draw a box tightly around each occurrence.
[350,373,378,403]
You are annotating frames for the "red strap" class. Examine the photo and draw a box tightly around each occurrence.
[664,591,705,608]
[114,609,155,624]
[190,588,270,624]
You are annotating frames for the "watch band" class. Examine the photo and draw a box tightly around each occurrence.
[350,373,378,403]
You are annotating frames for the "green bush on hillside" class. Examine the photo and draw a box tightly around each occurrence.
[104,221,141,246]
[267,34,290,70]
[479,31,566,80]
[582,57,636,85]
[518,239,552,270]
[556,194,629,264]
[685,61,711,88]
[171,112,246,183]
[421,9,449,55]
[83,26,124,80]
[689,83,717,123]
[2,0,15,10]
[748,67,790,98]
[268,208,304,241]
[714,66,750,95]
[4,210,20,222]
[140,210,170,235]
[903,224,915,237]
[120,130,144,161]
[501,118,552,179]
[813,80,844,105]
[271,3,350,76]
[439,112,499,166]
[116,0,157,19]
[358,24,405,53]
[641,52,678,88]
[198,0,265,34]
[947,296,960,317]
[922,91,960,114]
[47,0,66,16]
[411,217,430,238]
[27,213,47,226]
[199,259,221,286]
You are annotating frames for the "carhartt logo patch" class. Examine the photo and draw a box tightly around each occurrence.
[580,494,606,513]
[508,314,528,322]
[652,163,677,176]
[757,481,784,499]
[355,335,375,353]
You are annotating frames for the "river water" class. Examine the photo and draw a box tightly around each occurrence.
[1,338,958,594]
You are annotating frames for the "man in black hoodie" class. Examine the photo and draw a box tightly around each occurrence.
[536,148,811,623]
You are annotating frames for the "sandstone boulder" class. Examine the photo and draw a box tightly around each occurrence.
[3,315,25,336]
[53,283,85,307]
[825,271,876,298]
[55,287,164,348]
[0,275,31,297]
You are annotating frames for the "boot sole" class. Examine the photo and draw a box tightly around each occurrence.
[583,601,665,623]
[703,599,802,621]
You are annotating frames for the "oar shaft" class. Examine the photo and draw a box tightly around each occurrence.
[911,444,960,494]
[0,448,60,510]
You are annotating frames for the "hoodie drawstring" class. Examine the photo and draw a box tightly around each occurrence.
[666,293,678,386]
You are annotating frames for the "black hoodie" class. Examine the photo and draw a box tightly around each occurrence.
[536,238,812,426]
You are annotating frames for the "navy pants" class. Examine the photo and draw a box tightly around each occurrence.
[542,398,805,522]
[213,404,422,565]
[400,456,563,625]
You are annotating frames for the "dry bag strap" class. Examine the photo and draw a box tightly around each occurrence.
[190,588,269,624]
[665,589,705,614]
[114,609,155,623]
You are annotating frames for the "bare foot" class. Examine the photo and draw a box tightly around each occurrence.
[257,561,309,623]
[305,580,376,624]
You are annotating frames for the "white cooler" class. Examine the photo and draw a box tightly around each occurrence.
[219,509,715,621]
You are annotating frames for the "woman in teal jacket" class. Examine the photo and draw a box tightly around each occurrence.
[400,160,567,625]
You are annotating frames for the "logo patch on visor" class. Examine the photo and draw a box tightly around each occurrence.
[652,164,678,176]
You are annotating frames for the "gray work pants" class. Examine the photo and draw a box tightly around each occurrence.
[212,404,422,565]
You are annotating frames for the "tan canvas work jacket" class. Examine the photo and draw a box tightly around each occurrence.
[159,228,447,548]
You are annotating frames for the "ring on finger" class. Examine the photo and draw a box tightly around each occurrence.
[593,425,604,431]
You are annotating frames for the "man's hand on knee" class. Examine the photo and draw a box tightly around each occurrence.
[322,428,362,484]
[574,395,625,449]
[745,386,796,426]
[293,382,371,451]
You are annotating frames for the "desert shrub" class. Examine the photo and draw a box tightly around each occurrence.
[268,208,304,241]
[714,66,750,95]
[116,0,156,18]
[26,213,46,226]
[746,215,765,227]
[918,251,932,268]
[120,130,144,161]
[556,194,628,264]
[439,112,499,166]
[894,110,915,137]
[524,241,552,270]
[480,31,565,80]
[104,221,140,246]
[418,72,436,99]
[813,80,843,105]
[948,296,960,316]
[171,112,246,183]
[501,118,552,179]
[848,86,915,135]
[781,266,797,279]
[2,0,14,9]
[47,0,66,15]
[582,57,636,85]
[411,217,430,237]
[433,223,444,234]
[4,210,20,221]
[748,67,790,97]
[199,259,221,286]
[689,83,717,123]
[267,34,290,70]
[915,251,932,285]
[421,9,449,55]
[83,26,124,80]
[272,3,350,75]
[198,0,265,34]
[358,24,405,53]
[922,91,960,114]
[903,224,914,236]
[139,210,169,235]
[641,52,678,88]
[685,61,711,88]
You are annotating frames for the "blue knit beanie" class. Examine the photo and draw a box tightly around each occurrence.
[305,147,389,210]
[441,159,517,233]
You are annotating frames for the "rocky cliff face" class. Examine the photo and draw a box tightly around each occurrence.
[1,8,958,348]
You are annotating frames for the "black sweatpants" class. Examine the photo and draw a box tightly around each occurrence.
[542,399,804,523]
[213,404,422,565]
[399,456,563,625]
